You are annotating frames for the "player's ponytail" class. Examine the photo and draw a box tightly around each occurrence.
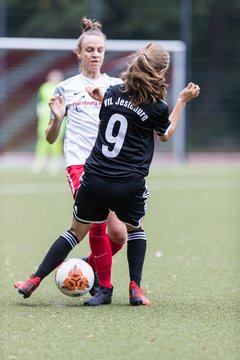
[81,17,102,32]
[121,43,170,106]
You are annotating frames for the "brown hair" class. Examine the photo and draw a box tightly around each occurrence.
[120,43,170,107]
[73,17,106,54]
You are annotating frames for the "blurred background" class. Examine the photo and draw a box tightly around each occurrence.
[0,0,240,164]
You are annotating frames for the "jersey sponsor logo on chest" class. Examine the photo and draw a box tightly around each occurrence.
[72,99,102,113]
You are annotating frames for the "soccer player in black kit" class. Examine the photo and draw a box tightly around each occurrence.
[73,42,200,306]
[15,43,200,306]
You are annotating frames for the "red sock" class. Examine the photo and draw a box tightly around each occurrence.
[88,222,112,288]
[87,223,108,271]
[109,237,125,255]
[88,233,125,267]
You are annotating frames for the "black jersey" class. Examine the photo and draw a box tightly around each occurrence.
[84,84,171,179]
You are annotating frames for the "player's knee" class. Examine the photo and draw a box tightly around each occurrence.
[108,228,127,244]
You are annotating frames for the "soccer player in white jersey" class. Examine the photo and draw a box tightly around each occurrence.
[14,17,127,302]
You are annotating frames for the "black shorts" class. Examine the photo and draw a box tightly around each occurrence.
[73,173,149,228]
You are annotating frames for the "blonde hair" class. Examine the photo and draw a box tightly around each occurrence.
[73,17,106,54]
[120,43,170,107]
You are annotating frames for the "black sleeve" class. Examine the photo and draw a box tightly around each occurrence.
[151,103,171,136]
[99,86,112,119]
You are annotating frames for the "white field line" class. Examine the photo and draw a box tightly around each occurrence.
[0,179,239,195]
[0,183,68,195]
[148,179,240,191]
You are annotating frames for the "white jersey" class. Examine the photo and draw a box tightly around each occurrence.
[52,73,122,167]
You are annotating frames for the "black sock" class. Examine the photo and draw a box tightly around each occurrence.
[34,231,79,280]
[127,230,147,287]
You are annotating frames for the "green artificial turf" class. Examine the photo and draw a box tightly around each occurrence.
[0,165,239,360]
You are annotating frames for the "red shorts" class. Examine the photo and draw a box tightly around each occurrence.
[66,165,84,198]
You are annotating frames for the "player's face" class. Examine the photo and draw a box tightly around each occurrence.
[78,35,105,78]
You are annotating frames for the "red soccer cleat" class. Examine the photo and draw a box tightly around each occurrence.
[129,281,151,306]
[14,274,41,298]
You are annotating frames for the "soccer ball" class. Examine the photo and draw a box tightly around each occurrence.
[55,258,94,297]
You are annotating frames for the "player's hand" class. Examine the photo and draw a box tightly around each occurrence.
[85,86,104,102]
[49,94,66,120]
[179,82,200,103]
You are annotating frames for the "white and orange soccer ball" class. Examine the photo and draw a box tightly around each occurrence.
[55,258,94,297]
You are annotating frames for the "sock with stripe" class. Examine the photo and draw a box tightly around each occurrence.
[33,231,79,280]
[127,230,147,287]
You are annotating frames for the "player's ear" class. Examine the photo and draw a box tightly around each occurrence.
[76,50,82,61]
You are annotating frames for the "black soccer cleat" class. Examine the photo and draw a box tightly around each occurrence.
[89,271,101,296]
[83,286,113,306]
[82,256,101,296]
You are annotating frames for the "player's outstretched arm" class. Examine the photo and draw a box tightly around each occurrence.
[46,94,66,144]
[159,82,200,142]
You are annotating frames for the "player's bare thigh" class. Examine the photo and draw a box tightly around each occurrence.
[107,211,127,244]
